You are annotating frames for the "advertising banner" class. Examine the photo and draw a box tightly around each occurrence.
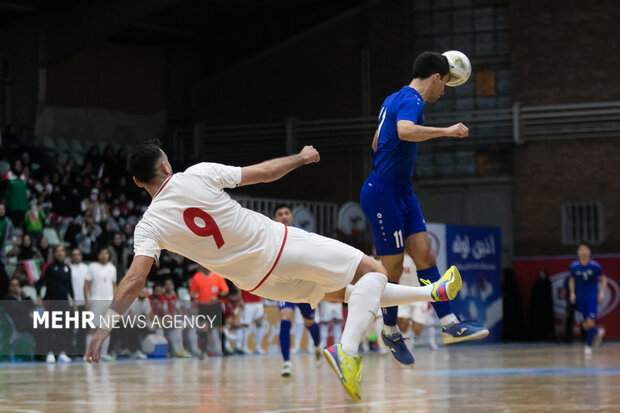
[513,255,620,340]
[445,225,503,342]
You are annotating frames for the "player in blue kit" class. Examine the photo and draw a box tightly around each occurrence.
[360,51,488,365]
[568,243,607,355]
[273,204,322,377]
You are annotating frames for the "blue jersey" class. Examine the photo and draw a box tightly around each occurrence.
[372,86,425,180]
[570,260,603,297]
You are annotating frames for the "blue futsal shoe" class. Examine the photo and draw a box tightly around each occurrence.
[442,321,489,344]
[381,331,415,365]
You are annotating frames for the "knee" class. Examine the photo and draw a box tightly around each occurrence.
[414,248,436,269]
[357,255,388,277]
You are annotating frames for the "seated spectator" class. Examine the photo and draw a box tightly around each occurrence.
[93,190,110,224]
[2,278,35,333]
[12,234,44,263]
[37,236,53,263]
[81,188,99,218]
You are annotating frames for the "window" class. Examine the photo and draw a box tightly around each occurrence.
[411,0,511,112]
[561,202,604,245]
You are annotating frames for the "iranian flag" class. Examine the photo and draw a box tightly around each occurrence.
[24,260,41,282]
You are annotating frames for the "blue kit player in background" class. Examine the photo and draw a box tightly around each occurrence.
[272,204,322,377]
[360,51,488,365]
[568,243,607,356]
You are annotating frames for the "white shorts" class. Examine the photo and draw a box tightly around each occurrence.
[253,227,364,308]
[240,302,264,325]
[319,301,343,323]
[398,302,433,325]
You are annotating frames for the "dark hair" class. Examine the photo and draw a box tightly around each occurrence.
[127,139,164,183]
[273,204,291,218]
[412,51,450,80]
[578,242,591,250]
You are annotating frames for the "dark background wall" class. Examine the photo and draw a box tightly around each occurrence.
[511,0,620,254]
[46,42,165,113]
[511,0,620,105]
[191,0,413,125]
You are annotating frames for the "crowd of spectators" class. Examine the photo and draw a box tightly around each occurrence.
[0,125,347,363]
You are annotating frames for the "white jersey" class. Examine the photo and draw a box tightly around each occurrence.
[70,262,89,304]
[399,255,419,287]
[86,262,117,300]
[133,163,286,291]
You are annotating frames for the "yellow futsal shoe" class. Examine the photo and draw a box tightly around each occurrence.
[323,344,363,402]
[425,265,462,302]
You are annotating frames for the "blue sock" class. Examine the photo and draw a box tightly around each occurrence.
[382,282,399,327]
[586,326,597,346]
[279,320,291,361]
[307,322,321,347]
[418,266,454,319]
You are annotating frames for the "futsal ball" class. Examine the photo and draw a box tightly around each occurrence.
[442,50,471,87]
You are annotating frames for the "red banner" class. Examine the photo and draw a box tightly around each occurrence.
[513,255,620,339]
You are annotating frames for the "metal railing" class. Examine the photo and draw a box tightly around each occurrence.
[230,194,338,236]
[190,100,620,177]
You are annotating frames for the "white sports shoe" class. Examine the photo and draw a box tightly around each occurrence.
[46,352,55,364]
[281,361,292,377]
[132,350,148,360]
[100,354,116,362]
[314,345,324,368]
[584,346,593,356]
[57,352,72,363]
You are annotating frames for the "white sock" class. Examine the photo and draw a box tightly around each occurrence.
[340,272,387,355]
[384,324,400,336]
[320,323,329,346]
[242,326,251,349]
[440,314,459,327]
[344,283,433,307]
[254,323,265,351]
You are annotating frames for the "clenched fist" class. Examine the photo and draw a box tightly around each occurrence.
[445,123,469,138]
[299,145,320,164]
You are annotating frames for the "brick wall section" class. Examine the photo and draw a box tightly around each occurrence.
[513,138,620,255]
[512,0,620,105]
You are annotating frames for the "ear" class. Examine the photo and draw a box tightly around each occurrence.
[133,176,144,188]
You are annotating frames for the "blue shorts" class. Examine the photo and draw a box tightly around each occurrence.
[277,301,316,320]
[576,296,597,321]
[360,172,427,256]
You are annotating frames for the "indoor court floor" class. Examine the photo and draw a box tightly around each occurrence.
[1,343,620,412]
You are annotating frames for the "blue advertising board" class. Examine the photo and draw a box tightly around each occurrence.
[445,225,503,342]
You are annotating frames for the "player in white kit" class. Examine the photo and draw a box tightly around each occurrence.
[84,139,463,401]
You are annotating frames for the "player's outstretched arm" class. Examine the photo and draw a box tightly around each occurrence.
[84,255,153,364]
[240,145,320,186]
[397,120,469,142]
